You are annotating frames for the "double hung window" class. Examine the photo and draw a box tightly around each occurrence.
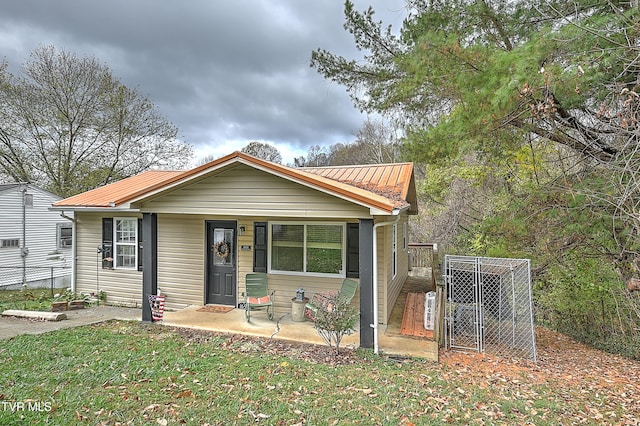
[102,217,141,270]
[114,218,137,268]
[57,223,73,248]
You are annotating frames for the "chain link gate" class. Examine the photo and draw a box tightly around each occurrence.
[444,255,537,361]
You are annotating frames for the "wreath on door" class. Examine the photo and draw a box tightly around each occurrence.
[213,240,230,258]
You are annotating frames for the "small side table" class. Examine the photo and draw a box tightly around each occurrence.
[291,297,309,322]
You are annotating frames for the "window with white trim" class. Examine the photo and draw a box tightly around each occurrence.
[402,222,407,250]
[57,223,73,249]
[269,222,345,277]
[114,218,137,269]
[392,223,398,278]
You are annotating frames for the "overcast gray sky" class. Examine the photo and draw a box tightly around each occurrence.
[0,1,407,165]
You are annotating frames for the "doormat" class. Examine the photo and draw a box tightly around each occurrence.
[196,305,234,314]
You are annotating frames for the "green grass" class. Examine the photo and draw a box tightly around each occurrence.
[0,321,632,425]
[0,288,54,312]
[0,288,97,313]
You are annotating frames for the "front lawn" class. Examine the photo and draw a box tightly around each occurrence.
[0,321,638,424]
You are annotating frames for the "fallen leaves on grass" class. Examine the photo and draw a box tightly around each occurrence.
[76,322,640,424]
[173,327,365,366]
[173,325,640,423]
[439,327,640,424]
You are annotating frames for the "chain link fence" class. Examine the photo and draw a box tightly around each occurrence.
[444,255,536,361]
[0,266,71,294]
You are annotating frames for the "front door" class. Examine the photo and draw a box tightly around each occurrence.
[206,221,236,305]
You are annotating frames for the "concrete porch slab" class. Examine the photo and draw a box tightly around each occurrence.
[160,305,358,348]
[160,305,439,361]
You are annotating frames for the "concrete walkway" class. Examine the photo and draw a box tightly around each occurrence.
[0,305,141,340]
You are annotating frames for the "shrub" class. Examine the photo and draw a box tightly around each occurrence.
[312,293,359,354]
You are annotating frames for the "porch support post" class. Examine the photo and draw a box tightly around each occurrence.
[141,213,158,323]
[359,218,374,348]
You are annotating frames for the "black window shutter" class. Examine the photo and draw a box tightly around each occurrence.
[253,222,267,273]
[137,218,143,271]
[101,218,113,269]
[346,223,359,278]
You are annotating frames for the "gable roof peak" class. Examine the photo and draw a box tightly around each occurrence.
[53,152,418,214]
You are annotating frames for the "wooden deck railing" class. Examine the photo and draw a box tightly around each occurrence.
[408,243,439,287]
[408,242,438,268]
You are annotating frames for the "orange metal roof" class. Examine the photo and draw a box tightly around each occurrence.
[299,163,415,205]
[52,170,184,207]
[53,152,417,214]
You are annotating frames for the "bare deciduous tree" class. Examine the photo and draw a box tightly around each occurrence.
[294,144,330,167]
[241,141,282,164]
[0,46,192,197]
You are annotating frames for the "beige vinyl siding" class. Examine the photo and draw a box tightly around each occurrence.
[384,215,409,324]
[237,217,261,281]
[74,213,364,313]
[75,212,209,310]
[155,215,360,315]
[156,214,206,309]
[151,215,265,311]
[138,164,370,218]
[75,212,142,308]
[74,211,407,320]
[74,213,223,311]
[374,214,409,325]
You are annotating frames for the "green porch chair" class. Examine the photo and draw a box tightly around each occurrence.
[305,278,358,320]
[243,273,274,321]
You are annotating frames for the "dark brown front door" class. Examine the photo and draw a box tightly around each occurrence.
[206,221,236,305]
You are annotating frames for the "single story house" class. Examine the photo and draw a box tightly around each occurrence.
[0,183,73,289]
[51,152,418,348]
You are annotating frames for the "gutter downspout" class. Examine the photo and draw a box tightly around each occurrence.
[372,212,401,355]
[20,184,28,286]
[60,212,76,292]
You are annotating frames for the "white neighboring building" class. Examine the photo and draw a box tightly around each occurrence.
[0,183,73,290]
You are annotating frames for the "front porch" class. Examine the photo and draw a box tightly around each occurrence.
[160,274,439,361]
